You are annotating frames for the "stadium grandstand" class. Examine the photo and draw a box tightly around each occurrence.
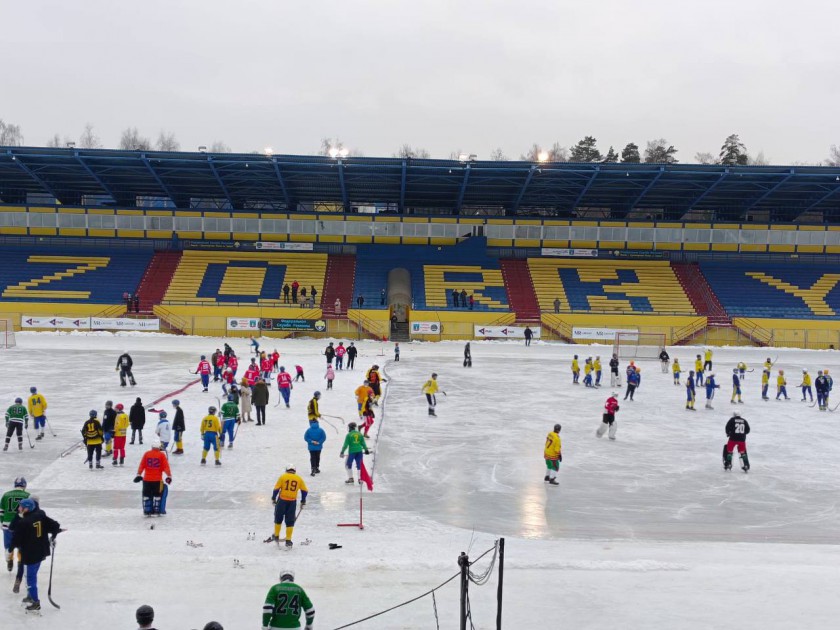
[0,146,839,349]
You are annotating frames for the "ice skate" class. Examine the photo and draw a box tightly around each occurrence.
[25,601,41,611]
[215,460,222,466]
[201,458,206,465]
[544,475,550,482]
[13,576,21,593]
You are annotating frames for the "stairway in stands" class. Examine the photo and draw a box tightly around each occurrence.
[499,259,541,323]
[135,251,183,313]
[671,262,731,326]
[322,254,357,318]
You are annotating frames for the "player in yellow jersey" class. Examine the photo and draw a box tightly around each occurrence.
[694,355,704,386]
[737,361,748,381]
[113,404,130,466]
[776,370,789,400]
[354,381,374,418]
[703,348,713,371]
[269,464,308,548]
[761,370,770,400]
[571,355,580,385]
[594,356,602,386]
[544,424,561,486]
[27,387,48,441]
[672,358,681,385]
[798,369,814,402]
[307,392,322,421]
[200,406,222,466]
[421,373,443,417]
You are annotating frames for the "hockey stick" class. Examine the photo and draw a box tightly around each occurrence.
[47,539,60,609]
[321,414,346,426]
[319,417,339,434]
[23,424,34,449]
[45,418,57,438]
[809,399,819,408]
[830,400,840,412]
[59,439,84,458]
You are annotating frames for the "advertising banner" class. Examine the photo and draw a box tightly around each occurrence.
[260,318,327,332]
[473,325,541,339]
[572,327,638,341]
[410,321,442,335]
[255,242,314,252]
[21,316,91,329]
[541,248,598,257]
[91,318,160,331]
[227,318,261,331]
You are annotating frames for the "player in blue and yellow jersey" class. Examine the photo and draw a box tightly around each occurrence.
[200,406,222,466]
[761,369,770,400]
[571,355,580,385]
[269,464,308,548]
[27,388,47,441]
[544,424,561,486]
[672,358,681,385]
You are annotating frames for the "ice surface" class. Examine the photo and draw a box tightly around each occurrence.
[0,333,838,628]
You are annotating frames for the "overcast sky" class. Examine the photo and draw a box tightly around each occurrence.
[2,0,839,164]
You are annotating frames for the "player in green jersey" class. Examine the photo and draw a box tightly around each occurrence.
[4,398,28,451]
[1,476,29,590]
[219,396,240,448]
[262,569,315,629]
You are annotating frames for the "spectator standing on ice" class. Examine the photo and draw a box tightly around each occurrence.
[346,342,357,370]
[524,326,533,346]
[239,380,253,422]
[129,397,145,444]
[252,378,270,425]
[325,364,335,390]
[335,341,346,369]
[463,342,472,367]
[304,419,326,476]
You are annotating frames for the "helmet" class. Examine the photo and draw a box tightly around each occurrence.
[733,368,738,373]
[159,411,167,419]
[285,463,296,472]
[803,368,808,373]
[826,369,830,374]
[89,409,97,417]
[708,373,714,378]
[14,397,22,404]
[115,403,124,411]
[201,355,206,360]
[348,422,357,430]
[105,400,113,408]
[136,604,155,625]
[29,495,39,506]
[172,399,180,406]
[203,623,224,630]
[431,373,437,378]
[611,392,618,398]
[209,406,217,413]
[314,391,321,399]
[14,476,26,489]
[779,369,784,374]
[227,394,235,401]
[279,366,285,372]
[574,354,578,359]
[279,569,295,582]
[151,439,162,449]
[19,498,36,512]
[29,387,37,394]
[553,423,561,432]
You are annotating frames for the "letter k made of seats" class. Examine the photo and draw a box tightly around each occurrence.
[746,272,840,316]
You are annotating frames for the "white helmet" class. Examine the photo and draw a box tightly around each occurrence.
[279,569,295,582]
[151,438,162,449]
[285,463,296,473]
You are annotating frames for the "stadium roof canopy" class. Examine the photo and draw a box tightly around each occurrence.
[1,146,839,222]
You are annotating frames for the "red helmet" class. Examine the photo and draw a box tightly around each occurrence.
[115,403,124,411]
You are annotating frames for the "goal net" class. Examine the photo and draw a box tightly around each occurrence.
[0,319,16,349]
[613,331,665,360]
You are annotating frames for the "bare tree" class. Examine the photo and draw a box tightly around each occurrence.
[748,151,770,166]
[394,144,430,159]
[489,147,508,161]
[320,137,344,156]
[119,127,151,151]
[209,141,231,153]
[0,119,24,146]
[156,131,180,152]
[827,145,840,167]
[521,142,568,162]
[46,133,65,148]
[694,151,718,165]
[79,123,102,149]
[449,148,464,160]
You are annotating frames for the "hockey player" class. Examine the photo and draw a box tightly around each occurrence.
[366,365,384,403]
[171,400,185,454]
[737,361,748,381]
[764,357,773,372]
[211,348,223,381]
[659,348,670,373]
[624,366,639,401]
[324,342,336,366]
[394,342,400,362]
[672,358,681,385]
[129,397,145,445]
[200,406,222,466]
[325,364,335,390]
[11,498,61,611]
[272,349,280,371]
[704,373,719,409]
[731,369,743,404]
[81,410,105,469]
[221,366,236,395]
[101,400,116,456]
[113,403,129,466]
[544,424,561,485]
[597,393,620,439]
[421,373,442,416]
[219,395,240,448]
[583,358,593,387]
[195,355,212,392]
[250,336,260,356]
[134,439,172,515]
[761,369,771,401]
[464,342,472,367]
[799,369,814,402]
[155,411,172,451]
[116,351,136,387]
[261,353,273,380]
[340,422,370,485]
[776,370,789,400]
[826,369,834,408]
[355,380,374,418]
[27,388,47,441]
[277,367,293,408]
[360,392,375,438]
[228,353,239,377]
[686,371,696,410]
[703,348,713,371]
[609,354,620,387]
[304,419,326,476]
[294,365,305,382]
[815,370,829,411]
[335,342,346,370]
[307,392,322,422]
[244,359,260,387]
[723,413,750,472]
[694,355,704,387]
[2,477,29,576]
[571,355,580,385]
[594,356,602,386]
[4,398,27,452]
[262,570,315,629]
[270,464,308,548]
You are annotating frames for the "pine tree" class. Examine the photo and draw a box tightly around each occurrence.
[570,136,601,162]
[621,142,640,163]
[719,134,748,166]
[644,139,678,164]
[603,146,618,162]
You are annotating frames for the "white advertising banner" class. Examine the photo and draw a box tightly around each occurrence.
[255,242,314,252]
[21,316,91,329]
[474,325,541,339]
[541,248,598,257]
[91,318,160,331]
[572,327,638,341]
[410,321,442,335]
[227,317,261,331]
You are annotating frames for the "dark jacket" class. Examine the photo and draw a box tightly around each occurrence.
[101,408,117,433]
[347,345,358,359]
[117,353,133,370]
[129,401,146,429]
[172,407,185,432]
[725,416,750,442]
[252,381,270,406]
[325,345,335,361]
[11,507,61,565]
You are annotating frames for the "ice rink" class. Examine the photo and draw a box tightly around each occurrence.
[1,332,839,629]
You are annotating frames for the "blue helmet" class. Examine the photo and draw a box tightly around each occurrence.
[19,498,36,512]
[89,409,97,417]
[227,394,235,401]
[172,399,180,406]
[201,355,206,360]
[14,397,22,404]
[14,476,26,488]
[158,411,167,419]
[29,387,37,394]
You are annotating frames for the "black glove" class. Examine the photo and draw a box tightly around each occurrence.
[300,500,306,506]
[364,449,370,455]
[133,475,142,483]
[615,405,620,412]
[558,453,562,462]
[165,477,172,485]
